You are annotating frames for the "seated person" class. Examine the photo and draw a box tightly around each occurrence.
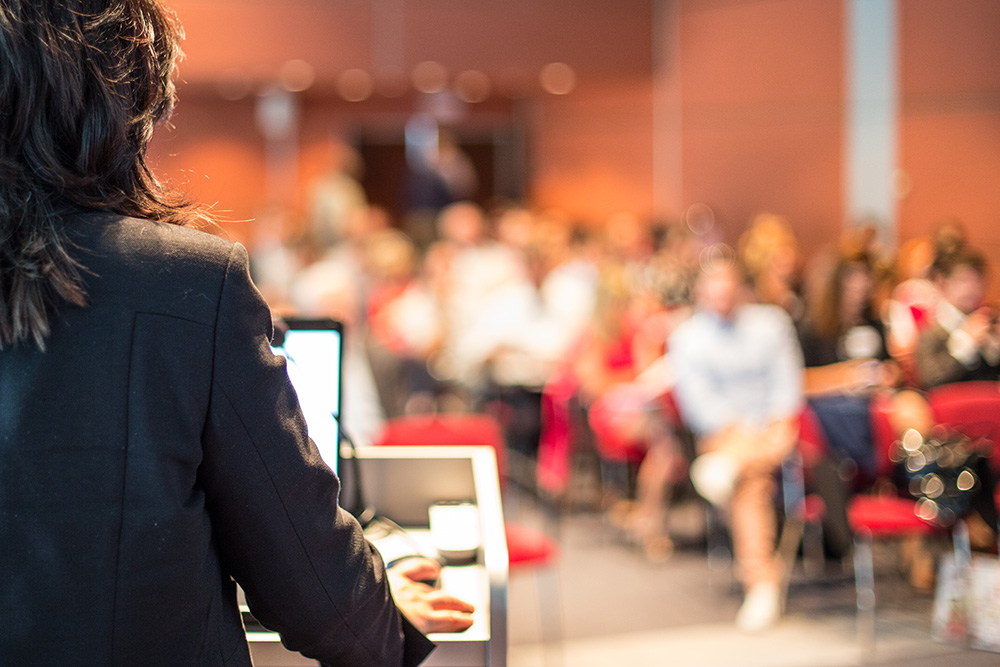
[885,236,939,383]
[797,249,906,557]
[914,245,1000,549]
[916,246,1000,388]
[670,257,804,633]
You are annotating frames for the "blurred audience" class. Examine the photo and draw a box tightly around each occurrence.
[885,221,969,384]
[798,246,901,469]
[307,141,369,250]
[885,236,939,383]
[246,189,1000,618]
[287,245,387,448]
[430,201,528,395]
[795,242,933,567]
[364,228,442,417]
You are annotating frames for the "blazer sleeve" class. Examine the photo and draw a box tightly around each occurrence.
[198,243,434,666]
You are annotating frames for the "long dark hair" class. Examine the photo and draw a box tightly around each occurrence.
[0,0,202,349]
[806,249,876,343]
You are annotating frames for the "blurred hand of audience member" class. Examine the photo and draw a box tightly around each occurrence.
[879,359,904,388]
[963,307,994,346]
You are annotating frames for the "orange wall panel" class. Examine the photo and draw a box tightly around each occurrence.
[682,118,842,252]
[681,0,843,105]
[531,80,655,223]
[898,0,1000,276]
[166,0,652,86]
[148,97,264,245]
[677,0,844,251]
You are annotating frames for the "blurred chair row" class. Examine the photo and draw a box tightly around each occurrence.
[370,381,1000,655]
[534,377,1000,653]
[797,381,1000,655]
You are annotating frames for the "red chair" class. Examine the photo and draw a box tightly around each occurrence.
[928,381,1000,543]
[376,413,510,479]
[927,381,1000,469]
[846,392,939,653]
[374,412,562,642]
[776,406,829,578]
[586,388,660,508]
[535,369,580,498]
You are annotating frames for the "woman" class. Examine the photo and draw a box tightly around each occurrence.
[797,247,934,576]
[0,2,470,665]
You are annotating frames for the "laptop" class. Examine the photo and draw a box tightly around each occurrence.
[270,317,343,475]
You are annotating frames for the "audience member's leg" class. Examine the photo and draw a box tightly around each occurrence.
[808,455,854,558]
[692,422,796,631]
[731,466,783,589]
[628,424,680,560]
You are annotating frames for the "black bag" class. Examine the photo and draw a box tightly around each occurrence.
[892,428,986,527]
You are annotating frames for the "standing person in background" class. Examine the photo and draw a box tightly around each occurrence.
[670,257,804,633]
[307,140,369,250]
[0,1,472,665]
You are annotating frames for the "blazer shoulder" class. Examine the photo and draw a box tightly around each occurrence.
[71,213,244,324]
[102,215,236,266]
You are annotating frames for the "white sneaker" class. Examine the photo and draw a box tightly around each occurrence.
[690,452,739,506]
[735,582,782,633]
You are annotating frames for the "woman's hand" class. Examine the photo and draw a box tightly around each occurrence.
[387,558,476,635]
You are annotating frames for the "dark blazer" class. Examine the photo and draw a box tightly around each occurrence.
[0,212,432,666]
[915,322,1000,389]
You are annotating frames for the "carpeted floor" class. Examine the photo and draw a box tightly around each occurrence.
[504,498,1000,667]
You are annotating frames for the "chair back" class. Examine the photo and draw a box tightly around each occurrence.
[374,413,508,483]
[797,404,829,468]
[868,392,899,479]
[928,382,1000,462]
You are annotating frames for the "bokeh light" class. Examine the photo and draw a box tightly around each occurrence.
[454,70,491,103]
[337,69,374,102]
[412,61,449,94]
[539,62,577,95]
[685,202,715,236]
[279,59,315,93]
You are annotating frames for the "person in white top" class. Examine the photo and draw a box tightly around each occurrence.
[670,257,804,633]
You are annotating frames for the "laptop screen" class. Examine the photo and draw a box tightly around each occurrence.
[270,318,343,474]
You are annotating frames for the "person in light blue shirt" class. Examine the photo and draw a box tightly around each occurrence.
[670,257,804,633]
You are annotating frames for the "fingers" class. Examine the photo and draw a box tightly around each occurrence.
[388,558,477,634]
[420,609,476,634]
[424,590,476,614]
[388,557,441,583]
[391,584,477,635]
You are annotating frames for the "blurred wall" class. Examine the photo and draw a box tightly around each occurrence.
[531,79,655,223]
[654,0,1000,272]
[149,0,657,242]
[898,0,1000,263]
[149,0,1000,270]
[664,0,844,254]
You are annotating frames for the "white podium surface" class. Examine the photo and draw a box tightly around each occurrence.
[246,445,509,667]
